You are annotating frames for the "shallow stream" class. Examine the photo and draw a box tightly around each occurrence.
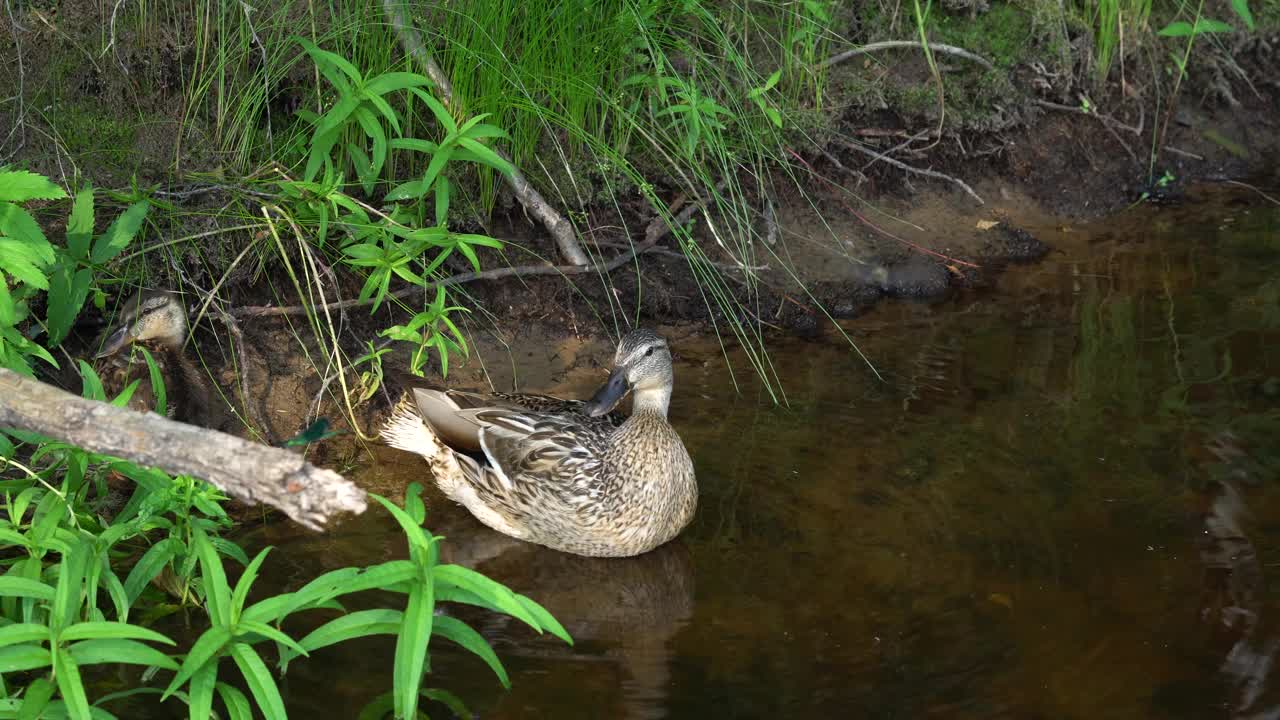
[240,187,1280,718]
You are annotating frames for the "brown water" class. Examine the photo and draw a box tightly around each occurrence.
[244,188,1280,718]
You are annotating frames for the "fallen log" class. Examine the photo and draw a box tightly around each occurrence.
[0,369,366,530]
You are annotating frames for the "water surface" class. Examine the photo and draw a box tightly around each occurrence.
[245,187,1280,718]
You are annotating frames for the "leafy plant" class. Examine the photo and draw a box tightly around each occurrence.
[0,172,149,374]
[294,37,433,195]
[655,77,733,161]
[0,540,179,720]
[0,171,65,374]
[379,286,469,377]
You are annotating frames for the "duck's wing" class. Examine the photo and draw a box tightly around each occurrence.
[472,408,614,504]
[413,388,624,453]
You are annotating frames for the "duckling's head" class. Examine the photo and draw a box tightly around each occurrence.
[96,291,189,358]
[585,329,674,417]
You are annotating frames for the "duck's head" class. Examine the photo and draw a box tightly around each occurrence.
[584,329,674,417]
[96,290,189,358]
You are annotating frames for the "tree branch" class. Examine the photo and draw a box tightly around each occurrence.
[829,137,984,205]
[820,40,994,71]
[381,0,589,266]
[0,370,366,530]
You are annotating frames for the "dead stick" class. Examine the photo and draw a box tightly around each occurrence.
[381,0,589,266]
[829,137,984,205]
[233,239,661,319]
[820,40,994,71]
[0,370,366,530]
[233,191,709,319]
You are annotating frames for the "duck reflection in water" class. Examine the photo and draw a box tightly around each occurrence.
[435,522,695,720]
[1199,431,1278,718]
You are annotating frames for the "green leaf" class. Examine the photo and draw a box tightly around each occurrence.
[66,186,95,260]
[0,576,55,601]
[236,621,308,659]
[162,626,231,699]
[370,494,432,557]
[215,683,253,720]
[393,571,434,719]
[66,638,179,670]
[456,138,516,175]
[124,538,179,603]
[0,623,48,648]
[389,138,440,154]
[0,203,56,265]
[54,647,91,720]
[137,346,167,416]
[434,176,451,227]
[364,92,403,137]
[193,528,231,626]
[1195,17,1234,33]
[0,275,14,326]
[295,609,402,656]
[515,593,572,645]
[411,88,458,135]
[316,93,362,137]
[384,179,426,202]
[363,72,433,98]
[60,621,175,645]
[47,266,93,346]
[1158,20,1195,36]
[1231,0,1256,29]
[0,643,51,672]
[229,643,288,720]
[354,107,388,183]
[432,615,509,687]
[294,36,362,85]
[17,676,55,720]
[0,170,67,202]
[433,565,541,631]
[90,201,149,265]
[53,542,91,634]
[0,238,52,289]
[419,688,471,719]
[188,662,217,720]
[230,547,272,621]
[418,145,455,200]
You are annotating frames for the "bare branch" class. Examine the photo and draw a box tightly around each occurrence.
[829,137,984,205]
[0,370,366,530]
[820,40,994,71]
[381,0,589,266]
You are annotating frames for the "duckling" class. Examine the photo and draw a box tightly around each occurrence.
[382,329,698,558]
[94,290,212,427]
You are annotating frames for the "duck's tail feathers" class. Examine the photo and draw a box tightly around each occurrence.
[382,394,466,498]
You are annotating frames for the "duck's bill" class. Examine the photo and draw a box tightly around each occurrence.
[96,326,133,358]
[584,367,630,417]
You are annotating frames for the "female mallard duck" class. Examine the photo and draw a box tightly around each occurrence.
[94,290,212,427]
[382,329,697,558]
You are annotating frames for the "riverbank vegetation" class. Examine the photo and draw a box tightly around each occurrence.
[0,0,1274,717]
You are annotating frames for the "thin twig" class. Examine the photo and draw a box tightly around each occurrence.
[1032,99,1139,163]
[820,40,994,71]
[381,0,588,266]
[1032,98,1141,135]
[1224,180,1280,206]
[829,137,984,205]
[1163,145,1205,161]
[1,0,28,162]
[787,147,981,270]
[232,238,660,319]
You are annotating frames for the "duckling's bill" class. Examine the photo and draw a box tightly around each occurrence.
[96,325,136,358]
